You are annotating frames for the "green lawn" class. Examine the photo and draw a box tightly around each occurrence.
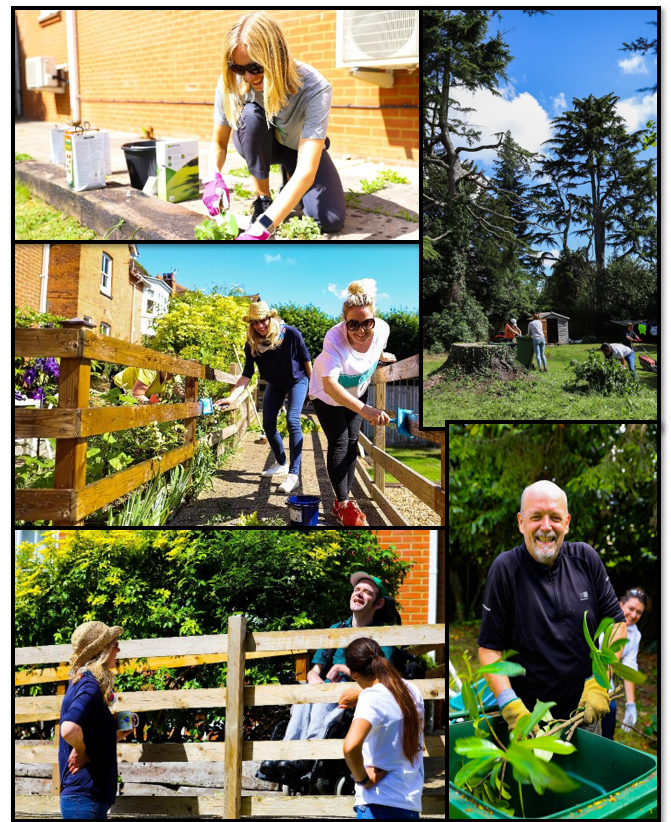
[423,344,657,422]
[15,181,99,240]
[367,445,441,484]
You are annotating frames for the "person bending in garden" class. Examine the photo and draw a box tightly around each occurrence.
[309,281,396,526]
[477,480,628,736]
[59,621,131,819]
[600,342,639,379]
[113,367,182,403]
[214,300,312,495]
[257,573,395,784]
[202,11,346,240]
[599,588,647,740]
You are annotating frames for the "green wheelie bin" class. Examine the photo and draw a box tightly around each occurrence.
[516,336,534,368]
[449,716,657,819]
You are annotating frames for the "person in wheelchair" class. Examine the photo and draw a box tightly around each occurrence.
[257,573,399,786]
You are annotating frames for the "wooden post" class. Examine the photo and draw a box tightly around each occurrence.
[441,442,446,526]
[230,363,243,444]
[184,372,198,485]
[52,682,67,794]
[53,320,93,526]
[223,615,246,819]
[373,382,386,494]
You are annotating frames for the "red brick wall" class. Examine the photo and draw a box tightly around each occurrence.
[376,530,433,624]
[15,244,44,311]
[15,9,418,164]
[78,245,142,342]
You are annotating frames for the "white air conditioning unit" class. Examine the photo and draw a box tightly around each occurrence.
[336,10,419,69]
[25,56,61,91]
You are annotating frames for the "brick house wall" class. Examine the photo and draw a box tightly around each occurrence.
[15,9,418,164]
[15,244,44,311]
[15,244,143,342]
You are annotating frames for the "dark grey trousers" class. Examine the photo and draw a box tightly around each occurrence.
[233,102,346,233]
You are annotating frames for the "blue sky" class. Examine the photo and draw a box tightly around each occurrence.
[136,245,419,314]
[450,8,658,267]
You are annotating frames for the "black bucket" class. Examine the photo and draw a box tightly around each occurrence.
[121,140,158,190]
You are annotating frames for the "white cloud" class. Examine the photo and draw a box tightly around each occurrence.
[378,292,390,299]
[618,54,648,75]
[328,278,379,299]
[550,92,567,115]
[615,92,657,133]
[264,254,281,263]
[450,86,554,168]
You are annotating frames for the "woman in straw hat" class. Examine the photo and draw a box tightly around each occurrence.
[59,621,129,819]
[309,281,396,526]
[215,300,312,494]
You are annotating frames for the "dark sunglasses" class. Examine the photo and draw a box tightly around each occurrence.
[228,60,264,76]
[346,319,375,332]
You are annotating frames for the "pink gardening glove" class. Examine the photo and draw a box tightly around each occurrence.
[236,223,271,241]
[202,173,230,216]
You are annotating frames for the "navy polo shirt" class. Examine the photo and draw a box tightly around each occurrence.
[478,541,625,720]
[242,324,311,387]
[58,671,118,806]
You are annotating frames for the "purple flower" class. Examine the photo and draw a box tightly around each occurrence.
[22,366,36,387]
[15,390,26,401]
[26,386,45,401]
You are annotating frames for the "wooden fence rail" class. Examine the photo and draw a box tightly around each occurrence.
[15,618,446,818]
[15,323,255,525]
[359,353,446,525]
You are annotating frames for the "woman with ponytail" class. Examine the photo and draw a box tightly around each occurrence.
[309,280,397,526]
[342,637,424,819]
[59,621,130,819]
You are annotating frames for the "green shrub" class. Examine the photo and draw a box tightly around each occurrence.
[568,351,642,396]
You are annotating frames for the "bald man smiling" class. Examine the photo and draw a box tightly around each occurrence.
[477,480,627,735]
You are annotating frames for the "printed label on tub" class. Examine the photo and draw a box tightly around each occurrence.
[290,506,303,523]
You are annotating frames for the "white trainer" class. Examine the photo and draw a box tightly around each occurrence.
[278,473,300,494]
[261,461,289,477]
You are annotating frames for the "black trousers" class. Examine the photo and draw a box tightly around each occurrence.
[312,390,368,502]
[232,102,346,233]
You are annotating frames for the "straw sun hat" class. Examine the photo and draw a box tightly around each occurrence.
[243,301,278,323]
[70,621,123,669]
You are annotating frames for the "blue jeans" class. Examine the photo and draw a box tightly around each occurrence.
[60,795,111,819]
[601,698,618,740]
[262,376,309,475]
[533,338,547,370]
[355,804,420,819]
[624,351,639,378]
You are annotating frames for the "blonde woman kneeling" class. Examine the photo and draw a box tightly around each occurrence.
[309,281,396,526]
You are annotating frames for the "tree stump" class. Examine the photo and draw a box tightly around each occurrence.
[447,343,516,374]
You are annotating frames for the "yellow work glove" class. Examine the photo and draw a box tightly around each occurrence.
[578,677,611,725]
[500,698,539,736]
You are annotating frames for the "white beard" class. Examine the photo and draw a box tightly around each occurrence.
[530,539,560,565]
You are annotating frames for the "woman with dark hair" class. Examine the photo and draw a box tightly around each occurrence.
[342,637,424,820]
[599,588,647,740]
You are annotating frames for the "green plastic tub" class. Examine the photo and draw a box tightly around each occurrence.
[449,716,657,819]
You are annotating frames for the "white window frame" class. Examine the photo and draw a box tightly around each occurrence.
[38,10,60,22]
[100,322,111,336]
[101,252,113,297]
[15,530,57,561]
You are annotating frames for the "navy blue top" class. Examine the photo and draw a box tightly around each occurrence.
[242,324,311,386]
[58,671,118,806]
[478,541,625,720]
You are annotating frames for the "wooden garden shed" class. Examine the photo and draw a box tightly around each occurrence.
[520,311,570,344]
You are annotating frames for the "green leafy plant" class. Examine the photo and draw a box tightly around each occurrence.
[194,211,239,240]
[275,215,322,240]
[452,613,647,818]
[568,351,642,396]
[238,512,287,526]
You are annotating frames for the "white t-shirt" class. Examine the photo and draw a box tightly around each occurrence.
[528,319,545,341]
[352,680,425,813]
[608,343,634,359]
[309,319,390,406]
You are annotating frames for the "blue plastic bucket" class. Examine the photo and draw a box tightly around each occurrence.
[287,495,320,526]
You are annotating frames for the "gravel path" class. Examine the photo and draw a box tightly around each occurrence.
[171,414,392,527]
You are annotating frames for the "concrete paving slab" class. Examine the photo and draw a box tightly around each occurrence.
[15,119,418,241]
